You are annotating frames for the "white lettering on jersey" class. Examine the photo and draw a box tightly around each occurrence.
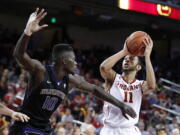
[40,89,65,99]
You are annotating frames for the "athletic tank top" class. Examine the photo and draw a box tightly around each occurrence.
[20,65,69,133]
[102,74,144,128]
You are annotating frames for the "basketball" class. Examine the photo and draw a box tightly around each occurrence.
[126,31,151,56]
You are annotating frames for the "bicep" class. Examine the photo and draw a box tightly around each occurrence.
[15,53,35,71]
[69,74,94,93]
[15,53,44,73]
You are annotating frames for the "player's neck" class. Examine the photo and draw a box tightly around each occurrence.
[54,64,66,80]
[122,71,136,84]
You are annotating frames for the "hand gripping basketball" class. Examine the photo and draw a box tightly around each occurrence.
[126,31,152,56]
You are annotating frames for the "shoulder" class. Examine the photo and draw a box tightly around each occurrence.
[29,61,46,85]
[23,59,46,77]
[113,73,123,83]
[135,79,145,84]
[104,73,121,91]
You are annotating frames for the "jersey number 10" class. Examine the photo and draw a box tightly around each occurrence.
[124,92,133,103]
[42,96,58,111]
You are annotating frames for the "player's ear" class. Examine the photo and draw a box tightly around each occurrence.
[62,57,70,65]
[136,65,142,71]
[62,58,67,65]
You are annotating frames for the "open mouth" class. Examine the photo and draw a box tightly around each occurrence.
[124,63,129,68]
[124,63,129,66]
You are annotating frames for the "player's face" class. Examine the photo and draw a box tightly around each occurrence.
[63,51,77,74]
[122,55,140,72]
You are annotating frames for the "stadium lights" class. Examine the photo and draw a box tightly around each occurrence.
[118,0,129,10]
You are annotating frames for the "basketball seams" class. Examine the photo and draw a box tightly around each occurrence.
[126,31,149,56]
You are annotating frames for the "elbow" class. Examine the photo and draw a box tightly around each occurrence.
[151,80,157,90]
[152,85,156,90]
[149,83,156,90]
[13,48,23,60]
[13,48,18,58]
[92,85,99,95]
[100,64,107,72]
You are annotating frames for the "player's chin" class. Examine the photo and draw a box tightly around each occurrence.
[69,70,75,75]
[122,66,129,69]
[70,68,77,74]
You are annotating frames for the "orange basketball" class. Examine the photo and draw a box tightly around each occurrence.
[126,31,150,56]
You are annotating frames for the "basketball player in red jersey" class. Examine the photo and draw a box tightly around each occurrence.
[100,37,156,135]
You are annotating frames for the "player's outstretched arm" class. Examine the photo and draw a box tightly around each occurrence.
[13,8,47,73]
[0,103,30,122]
[69,74,136,119]
[142,37,156,93]
[100,43,129,82]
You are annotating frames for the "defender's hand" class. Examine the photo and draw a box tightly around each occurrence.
[121,105,137,120]
[11,112,30,122]
[24,8,48,36]
[143,37,153,57]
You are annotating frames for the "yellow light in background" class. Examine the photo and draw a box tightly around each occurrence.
[157,4,171,16]
[118,0,129,10]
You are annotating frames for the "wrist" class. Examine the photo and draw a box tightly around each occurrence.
[10,110,15,118]
[24,29,32,36]
[120,50,128,56]
[145,56,151,63]
[145,55,150,59]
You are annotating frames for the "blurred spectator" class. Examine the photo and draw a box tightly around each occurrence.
[138,119,150,135]
[55,123,66,135]
[155,124,168,135]
[72,127,81,135]
[168,118,179,132]
[171,128,180,135]
[61,108,74,122]
[85,125,96,135]
[0,118,9,135]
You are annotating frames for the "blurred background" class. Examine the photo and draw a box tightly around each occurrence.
[0,0,180,135]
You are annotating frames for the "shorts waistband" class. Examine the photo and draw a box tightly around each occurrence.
[23,127,50,135]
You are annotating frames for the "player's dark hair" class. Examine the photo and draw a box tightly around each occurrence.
[52,43,73,62]
[137,56,142,66]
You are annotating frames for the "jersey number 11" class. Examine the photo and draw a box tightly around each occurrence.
[124,92,133,103]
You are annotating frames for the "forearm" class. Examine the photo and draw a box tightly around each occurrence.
[100,50,127,70]
[0,103,14,117]
[93,86,125,109]
[145,56,156,89]
[13,33,30,57]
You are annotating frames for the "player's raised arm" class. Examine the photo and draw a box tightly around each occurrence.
[100,43,129,83]
[13,8,48,73]
[142,37,156,93]
[69,74,136,119]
